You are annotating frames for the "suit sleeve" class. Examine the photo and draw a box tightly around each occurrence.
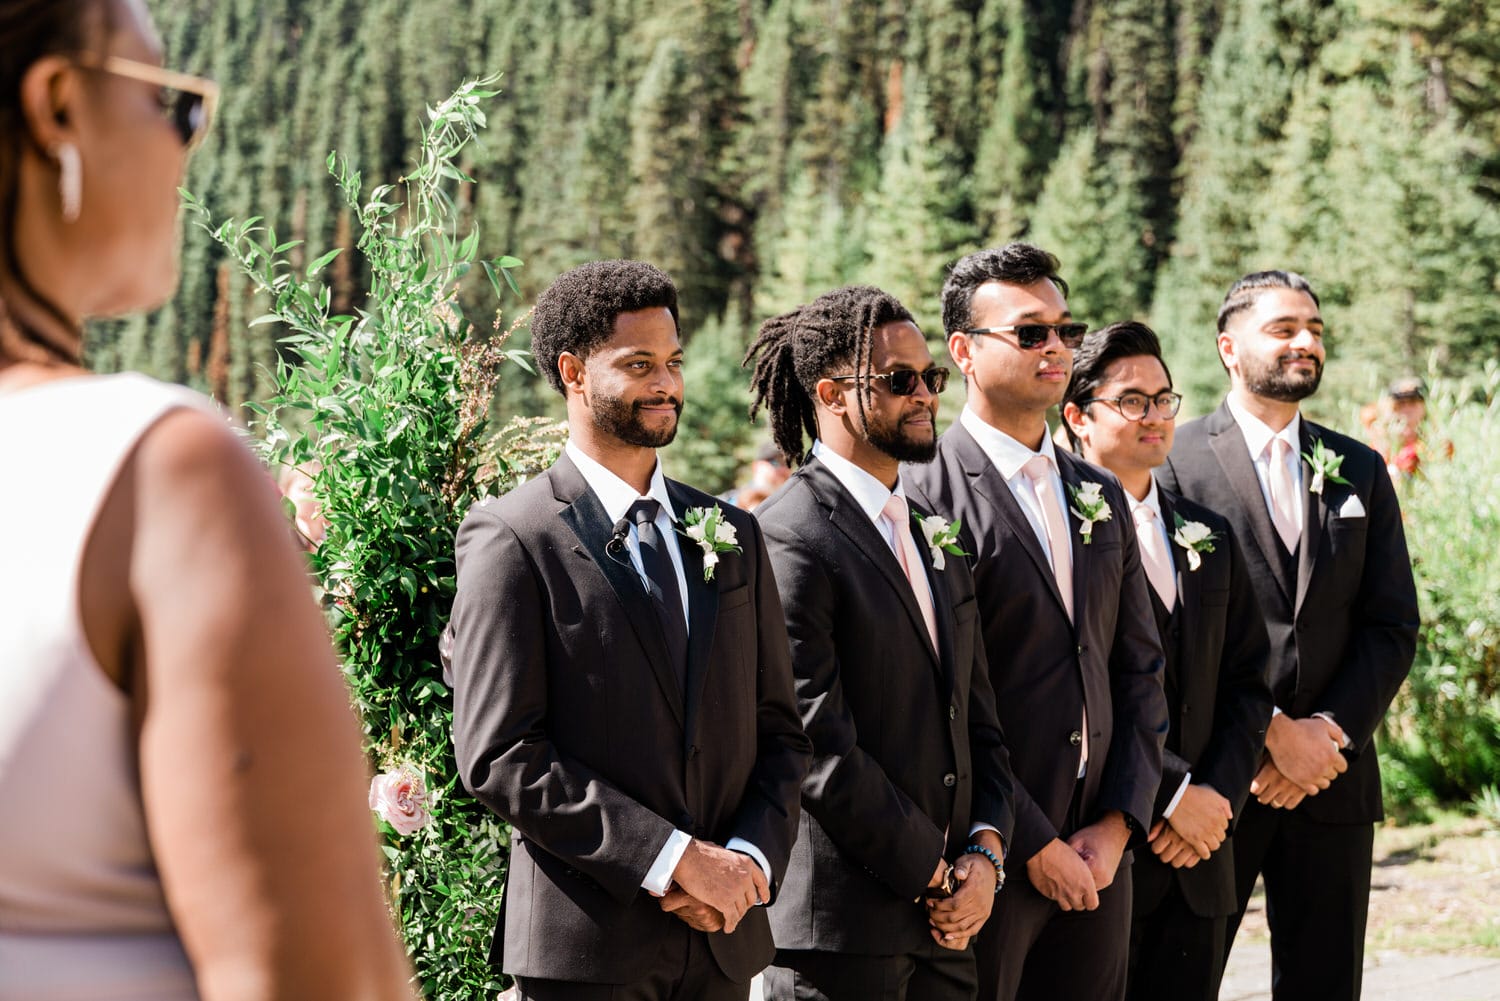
[449,505,676,905]
[1096,484,1170,843]
[1308,461,1419,754]
[1153,749,1194,821]
[726,515,814,898]
[963,599,1017,851]
[1192,527,1274,821]
[761,517,947,899]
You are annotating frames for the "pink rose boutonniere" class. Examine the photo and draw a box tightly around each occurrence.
[369,764,434,836]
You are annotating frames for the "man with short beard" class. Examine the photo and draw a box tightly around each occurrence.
[746,285,1016,1001]
[1158,270,1418,1001]
[449,260,811,1001]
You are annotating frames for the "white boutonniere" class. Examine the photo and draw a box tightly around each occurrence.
[1067,481,1113,544]
[1301,439,1351,496]
[679,505,742,581]
[1171,513,1218,572]
[915,514,971,571]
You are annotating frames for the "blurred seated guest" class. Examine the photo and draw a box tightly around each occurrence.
[278,460,327,550]
[1363,377,1441,479]
[725,440,791,509]
[0,1,416,999]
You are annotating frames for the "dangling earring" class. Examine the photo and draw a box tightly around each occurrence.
[53,143,81,223]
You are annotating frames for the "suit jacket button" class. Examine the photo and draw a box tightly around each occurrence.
[949,705,958,720]
[942,773,957,787]
[1068,730,1083,747]
[688,744,700,760]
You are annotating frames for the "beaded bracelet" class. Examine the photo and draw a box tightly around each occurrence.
[964,844,1005,894]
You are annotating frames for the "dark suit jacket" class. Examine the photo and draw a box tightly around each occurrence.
[1132,487,1273,918]
[449,453,812,984]
[755,457,1016,955]
[904,423,1168,867]
[1158,402,1419,824]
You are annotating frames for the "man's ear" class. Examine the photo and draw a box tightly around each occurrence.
[558,351,586,395]
[814,377,848,416]
[1216,331,1236,372]
[1061,401,1089,449]
[948,331,975,379]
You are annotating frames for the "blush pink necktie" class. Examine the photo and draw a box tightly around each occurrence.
[1023,455,1075,622]
[883,494,939,653]
[1267,437,1300,553]
[1133,505,1177,608]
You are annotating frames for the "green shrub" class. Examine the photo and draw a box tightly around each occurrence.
[1380,364,1500,813]
[189,78,558,998]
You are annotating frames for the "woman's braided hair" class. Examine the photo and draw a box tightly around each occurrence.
[744,284,912,467]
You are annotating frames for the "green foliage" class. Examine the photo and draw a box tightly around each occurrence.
[1381,367,1500,811]
[191,79,555,998]
[662,310,761,497]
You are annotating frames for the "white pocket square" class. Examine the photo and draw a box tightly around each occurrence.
[1336,494,1366,518]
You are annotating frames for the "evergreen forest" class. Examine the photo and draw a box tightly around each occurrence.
[102,0,1500,490]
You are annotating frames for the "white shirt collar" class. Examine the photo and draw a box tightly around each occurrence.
[1225,393,1301,462]
[960,405,1060,481]
[565,440,675,525]
[811,439,903,525]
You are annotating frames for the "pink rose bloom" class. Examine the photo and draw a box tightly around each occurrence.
[369,766,433,836]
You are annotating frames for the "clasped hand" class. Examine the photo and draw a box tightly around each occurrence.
[1148,783,1231,868]
[659,839,768,935]
[926,850,1001,951]
[1252,714,1348,808]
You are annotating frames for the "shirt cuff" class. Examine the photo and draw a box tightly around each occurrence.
[726,837,773,888]
[1312,712,1351,748]
[968,822,1006,856]
[1272,705,1284,717]
[1161,772,1193,819]
[642,828,693,897]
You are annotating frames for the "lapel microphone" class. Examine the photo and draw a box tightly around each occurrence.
[606,517,632,566]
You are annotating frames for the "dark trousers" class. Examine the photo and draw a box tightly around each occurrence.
[1224,800,1375,1001]
[764,939,978,1001]
[515,923,747,1001]
[976,864,1132,1001]
[1126,870,1226,1001]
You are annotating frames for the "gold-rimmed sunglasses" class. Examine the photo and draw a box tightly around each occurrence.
[74,55,219,151]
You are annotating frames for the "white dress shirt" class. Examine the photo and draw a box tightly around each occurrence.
[564,442,770,894]
[1225,395,1304,538]
[813,440,1003,846]
[1127,482,1191,819]
[959,407,1067,572]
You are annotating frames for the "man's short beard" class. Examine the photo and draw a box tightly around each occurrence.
[590,392,682,448]
[866,411,938,464]
[1243,354,1323,403]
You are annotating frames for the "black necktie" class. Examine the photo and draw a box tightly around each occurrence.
[629,498,688,690]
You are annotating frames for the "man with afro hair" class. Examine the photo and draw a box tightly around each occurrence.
[450,259,811,1000]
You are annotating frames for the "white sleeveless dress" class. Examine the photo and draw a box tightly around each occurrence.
[0,373,214,1000]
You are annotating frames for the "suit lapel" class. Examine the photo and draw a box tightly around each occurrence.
[1295,422,1328,614]
[951,426,1071,621]
[666,482,721,747]
[553,455,686,726]
[1205,403,1293,605]
[911,498,958,697]
[808,461,941,671]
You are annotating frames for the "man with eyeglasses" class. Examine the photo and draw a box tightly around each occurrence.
[1157,271,1418,1001]
[1059,322,1273,1001]
[905,244,1167,1001]
[746,285,1016,1001]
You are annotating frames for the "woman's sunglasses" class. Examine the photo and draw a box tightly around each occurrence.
[75,55,219,151]
[829,367,950,396]
[963,322,1089,350]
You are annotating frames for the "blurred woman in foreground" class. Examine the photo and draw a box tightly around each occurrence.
[0,1,417,998]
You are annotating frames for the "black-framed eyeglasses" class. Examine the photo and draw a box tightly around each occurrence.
[829,367,949,396]
[74,55,220,151]
[964,323,1088,350]
[1080,391,1183,421]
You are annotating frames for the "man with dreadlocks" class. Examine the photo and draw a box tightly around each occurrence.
[904,244,1167,1001]
[747,284,1016,1001]
[449,260,811,1001]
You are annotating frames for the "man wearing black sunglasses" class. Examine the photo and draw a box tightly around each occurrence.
[905,244,1167,1001]
[747,285,1016,1001]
